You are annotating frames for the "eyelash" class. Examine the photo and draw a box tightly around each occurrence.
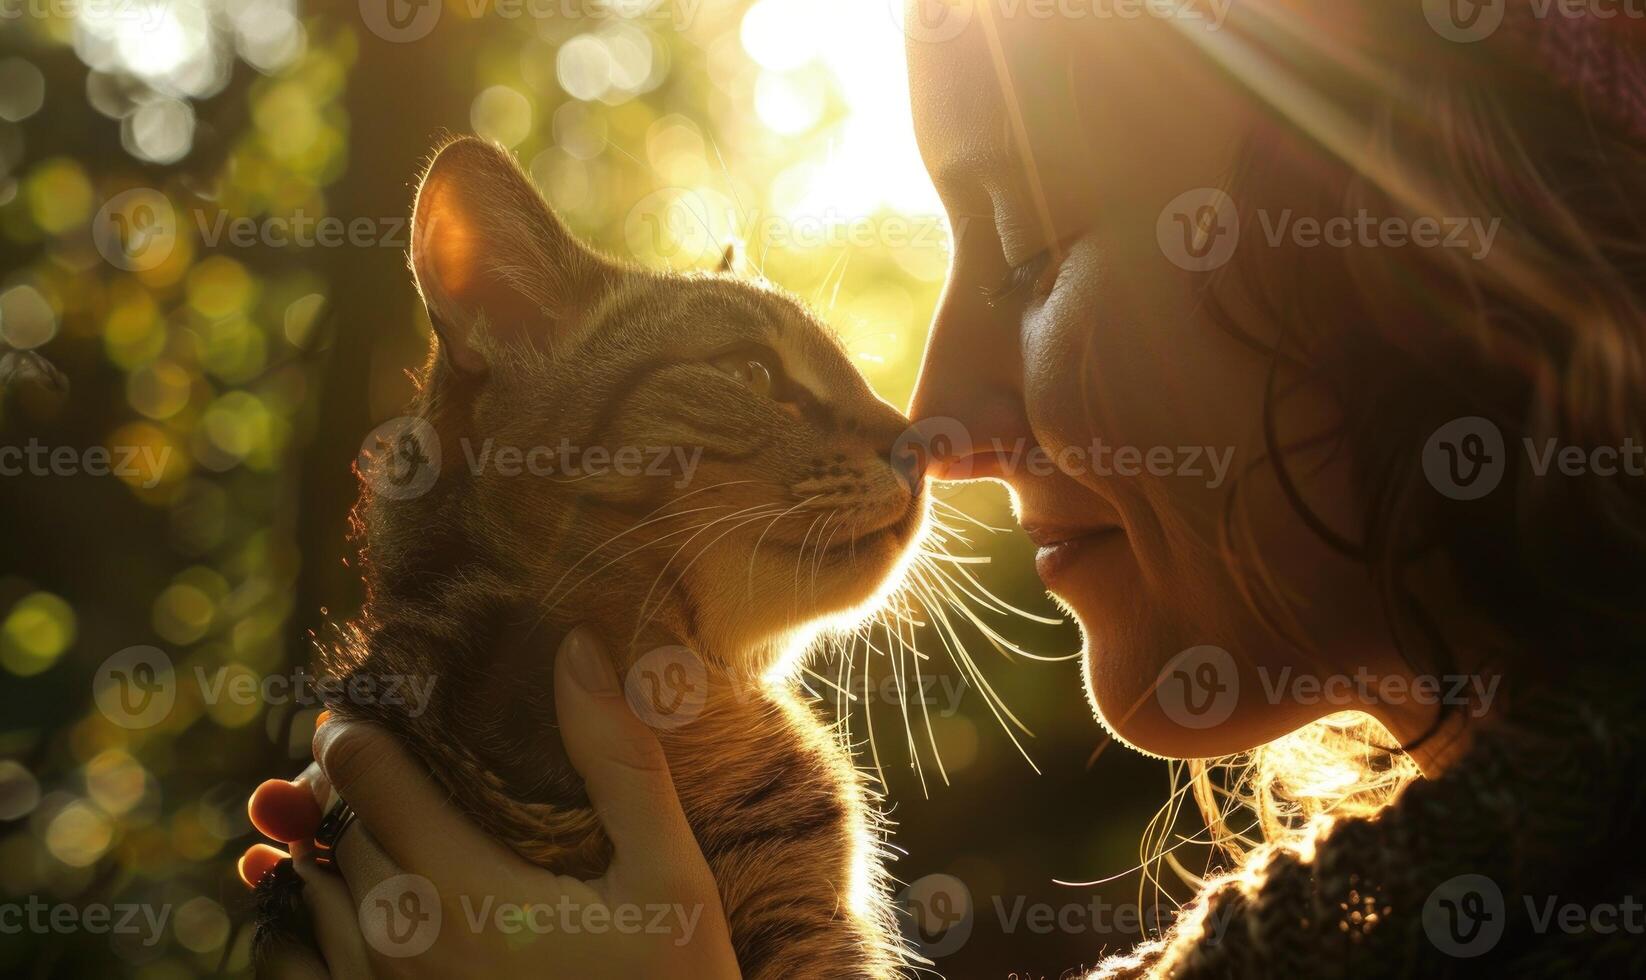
[984,250,1051,308]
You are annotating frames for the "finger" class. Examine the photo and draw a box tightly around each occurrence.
[256,940,332,980]
[240,843,289,889]
[331,825,402,912]
[554,626,710,886]
[313,718,517,885]
[293,853,376,980]
[250,762,326,844]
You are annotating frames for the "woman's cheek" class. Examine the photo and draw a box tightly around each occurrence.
[1019,250,1116,471]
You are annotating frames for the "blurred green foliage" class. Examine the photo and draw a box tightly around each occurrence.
[0,1,1175,976]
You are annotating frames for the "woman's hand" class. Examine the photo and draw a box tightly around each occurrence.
[240,627,740,979]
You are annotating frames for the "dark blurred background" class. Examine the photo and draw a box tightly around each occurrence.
[0,1,1184,975]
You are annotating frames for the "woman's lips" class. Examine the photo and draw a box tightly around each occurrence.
[1028,526,1125,585]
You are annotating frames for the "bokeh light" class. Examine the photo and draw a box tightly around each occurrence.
[0,2,1097,976]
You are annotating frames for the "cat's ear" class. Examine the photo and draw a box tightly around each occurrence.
[410,136,608,374]
[716,242,742,275]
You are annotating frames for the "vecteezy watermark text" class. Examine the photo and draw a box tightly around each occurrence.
[356,873,706,959]
[0,0,169,30]
[891,418,1237,491]
[461,439,704,487]
[93,645,438,729]
[0,898,171,947]
[1156,188,1501,272]
[1423,417,1646,501]
[893,0,1236,46]
[458,895,704,944]
[0,440,172,489]
[357,0,703,44]
[1152,646,1500,731]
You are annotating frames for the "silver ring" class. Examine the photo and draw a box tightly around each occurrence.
[312,796,357,867]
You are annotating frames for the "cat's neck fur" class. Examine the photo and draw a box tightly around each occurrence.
[338,558,906,978]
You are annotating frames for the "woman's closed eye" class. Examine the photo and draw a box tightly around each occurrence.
[984,237,1076,308]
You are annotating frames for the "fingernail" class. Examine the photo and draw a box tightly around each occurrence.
[561,626,617,695]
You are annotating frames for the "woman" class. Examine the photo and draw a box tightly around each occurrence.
[242,2,1646,975]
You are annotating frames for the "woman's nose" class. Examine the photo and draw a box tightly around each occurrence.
[906,283,1035,484]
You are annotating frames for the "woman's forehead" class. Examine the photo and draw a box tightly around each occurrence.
[908,13,1259,219]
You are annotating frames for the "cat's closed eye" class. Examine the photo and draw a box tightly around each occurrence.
[710,347,782,401]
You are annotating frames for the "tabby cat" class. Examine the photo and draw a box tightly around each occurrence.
[256,136,926,979]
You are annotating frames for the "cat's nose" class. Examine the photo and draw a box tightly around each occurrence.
[862,405,928,496]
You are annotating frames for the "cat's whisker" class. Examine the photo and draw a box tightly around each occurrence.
[539,479,764,605]
[791,512,828,613]
[630,502,797,647]
[528,509,784,645]
[634,499,829,643]
[809,511,845,607]
[745,493,827,600]
[906,565,1041,773]
[799,663,857,704]
[540,502,760,617]
[919,549,1070,662]
[708,136,751,252]
[896,587,949,790]
[887,595,929,795]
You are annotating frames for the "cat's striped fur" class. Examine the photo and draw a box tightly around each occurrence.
[255,137,924,978]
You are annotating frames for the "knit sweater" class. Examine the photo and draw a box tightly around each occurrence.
[1091,669,1646,978]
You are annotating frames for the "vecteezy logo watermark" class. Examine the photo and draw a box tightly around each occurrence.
[889,0,974,43]
[92,188,178,272]
[0,898,171,946]
[1155,645,1239,729]
[1156,649,1499,728]
[358,419,710,501]
[360,874,442,958]
[93,646,177,730]
[93,188,441,268]
[890,417,973,492]
[1157,187,1241,272]
[623,188,957,269]
[359,0,701,43]
[358,0,443,42]
[624,188,729,268]
[359,417,441,501]
[896,874,974,959]
[1423,0,1507,42]
[1425,874,1646,957]
[1423,416,1507,501]
[1158,190,1502,271]
[1425,0,1646,43]
[0,440,173,489]
[889,0,1236,43]
[1423,416,1646,500]
[1423,874,1507,957]
[93,646,439,729]
[624,645,710,730]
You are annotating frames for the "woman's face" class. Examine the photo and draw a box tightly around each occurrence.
[905,8,1415,758]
